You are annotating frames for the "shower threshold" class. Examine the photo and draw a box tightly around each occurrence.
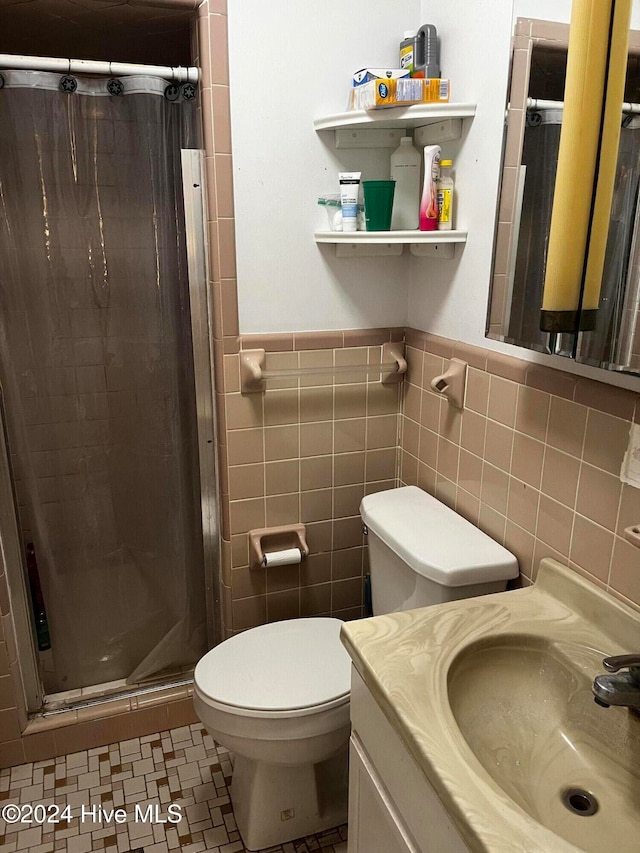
[41,668,194,715]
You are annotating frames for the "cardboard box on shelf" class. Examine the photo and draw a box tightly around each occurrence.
[350,77,450,110]
[352,68,411,87]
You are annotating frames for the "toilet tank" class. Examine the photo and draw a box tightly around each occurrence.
[360,486,519,615]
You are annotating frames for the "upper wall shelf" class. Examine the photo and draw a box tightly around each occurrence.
[313,103,476,132]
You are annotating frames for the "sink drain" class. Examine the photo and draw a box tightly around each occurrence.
[561,787,599,816]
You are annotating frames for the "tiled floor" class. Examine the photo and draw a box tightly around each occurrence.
[0,723,348,853]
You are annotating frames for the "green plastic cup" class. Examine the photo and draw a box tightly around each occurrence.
[363,180,395,231]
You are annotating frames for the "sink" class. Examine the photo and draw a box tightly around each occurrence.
[448,636,640,853]
[341,558,640,852]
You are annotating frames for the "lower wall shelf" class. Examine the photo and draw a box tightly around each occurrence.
[314,229,467,258]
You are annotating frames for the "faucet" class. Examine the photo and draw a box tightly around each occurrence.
[592,654,640,710]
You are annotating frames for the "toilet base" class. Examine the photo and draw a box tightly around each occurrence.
[231,746,349,851]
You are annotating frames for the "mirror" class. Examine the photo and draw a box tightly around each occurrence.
[487,1,640,375]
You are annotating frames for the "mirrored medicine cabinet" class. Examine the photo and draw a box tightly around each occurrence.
[487,4,640,377]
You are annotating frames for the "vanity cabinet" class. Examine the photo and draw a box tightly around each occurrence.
[313,104,475,258]
[348,666,470,853]
[349,734,419,853]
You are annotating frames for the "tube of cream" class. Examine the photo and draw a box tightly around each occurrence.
[419,145,441,231]
[339,172,361,232]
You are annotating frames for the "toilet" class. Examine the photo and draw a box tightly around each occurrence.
[193,618,351,850]
[193,485,518,850]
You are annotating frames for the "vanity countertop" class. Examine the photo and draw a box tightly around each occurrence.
[340,559,640,853]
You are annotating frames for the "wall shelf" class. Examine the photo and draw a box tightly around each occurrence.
[314,230,467,258]
[313,103,476,133]
[314,103,475,258]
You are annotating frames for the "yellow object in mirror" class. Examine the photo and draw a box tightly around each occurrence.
[541,0,632,333]
[582,0,632,312]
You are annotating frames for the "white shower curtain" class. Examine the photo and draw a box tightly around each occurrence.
[0,70,207,693]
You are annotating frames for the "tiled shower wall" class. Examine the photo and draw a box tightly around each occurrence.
[399,329,640,609]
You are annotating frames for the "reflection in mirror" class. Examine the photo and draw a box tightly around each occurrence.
[487,8,640,375]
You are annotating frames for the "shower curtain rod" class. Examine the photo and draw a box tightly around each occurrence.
[0,53,199,83]
[527,97,640,115]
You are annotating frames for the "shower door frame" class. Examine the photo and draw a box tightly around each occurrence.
[0,148,220,715]
[181,148,221,650]
[0,394,43,712]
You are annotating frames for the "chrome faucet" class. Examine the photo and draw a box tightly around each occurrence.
[592,654,640,710]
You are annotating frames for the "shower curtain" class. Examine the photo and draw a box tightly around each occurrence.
[0,70,207,694]
[578,118,640,371]
[507,110,562,352]
[508,109,640,371]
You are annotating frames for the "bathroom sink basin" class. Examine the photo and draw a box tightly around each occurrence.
[448,636,640,853]
[341,558,640,852]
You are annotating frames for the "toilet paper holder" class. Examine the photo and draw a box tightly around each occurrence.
[249,524,309,568]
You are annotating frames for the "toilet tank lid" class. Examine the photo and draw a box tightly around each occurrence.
[361,486,518,586]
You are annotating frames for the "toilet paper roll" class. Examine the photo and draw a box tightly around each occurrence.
[262,548,302,567]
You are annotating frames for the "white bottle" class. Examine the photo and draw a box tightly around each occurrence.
[390,136,421,230]
[436,159,454,230]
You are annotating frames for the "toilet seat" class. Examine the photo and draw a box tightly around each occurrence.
[194,617,351,719]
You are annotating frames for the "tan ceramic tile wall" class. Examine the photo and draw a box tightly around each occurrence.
[197,0,239,638]
[223,342,401,633]
[400,330,640,611]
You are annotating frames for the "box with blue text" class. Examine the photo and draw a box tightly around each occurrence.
[350,77,450,110]
[352,68,411,87]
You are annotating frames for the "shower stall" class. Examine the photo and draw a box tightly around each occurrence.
[0,66,218,711]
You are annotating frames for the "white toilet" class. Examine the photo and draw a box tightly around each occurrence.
[193,485,518,850]
[193,618,351,850]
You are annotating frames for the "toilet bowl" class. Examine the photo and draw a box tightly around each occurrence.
[193,617,351,851]
[194,486,519,850]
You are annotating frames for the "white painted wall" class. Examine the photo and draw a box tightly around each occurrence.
[229,0,640,390]
[406,0,517,344]
[228,0,420,334]
[405,0,575,345]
